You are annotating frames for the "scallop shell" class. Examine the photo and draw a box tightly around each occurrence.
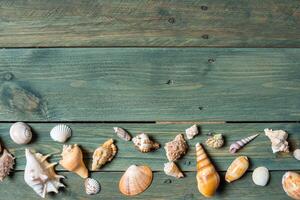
[164,134,188,162]
[24,149,65,198]
[50,124,72,143]
[163,162,184,178]
[59,144,88,178]
[0,149,15,181]
[185,124,199,140]
[282,171,300,200]
[119,165,153,196]
[252,166,269,186]
[206,134,224,148]
[132,133,160,153]
[225,156,249,183]
[196,143,220,197]
[10,122,32,144]
[293,149,300,161]
[229,134,259,153]
[113,127,131,141]
[85,178,101,195]
[92,139,117,170]
[265,128,289,153]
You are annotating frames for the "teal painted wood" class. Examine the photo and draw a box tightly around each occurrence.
[0,0,299,47]
[0,48,300,121]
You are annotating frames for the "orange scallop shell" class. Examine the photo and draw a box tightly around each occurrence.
[225,156,249,183]
[282,171,300,200]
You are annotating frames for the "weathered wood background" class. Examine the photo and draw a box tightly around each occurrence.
[0,0,299,199]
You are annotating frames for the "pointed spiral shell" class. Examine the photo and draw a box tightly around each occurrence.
[229,134,259,153]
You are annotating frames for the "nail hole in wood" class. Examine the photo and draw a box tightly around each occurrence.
[164,179,172,184]
[208,58,215,63]
[184,160,191,166]
[198,106,203,110]
[166,80,174,85]
[201,6,208,11]
[168,17,175,24]
[202,34,209,39]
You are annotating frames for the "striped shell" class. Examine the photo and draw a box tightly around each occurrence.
[229,134,259,153]
[119,165,153,196]
[282,171,300,200]
[85,178,101,195]
[196,143,220,197]
[50,124,72,143]
[113,127,131,141]
[225,156,249,183]
[10,122,32,144]
[164,162,184,178]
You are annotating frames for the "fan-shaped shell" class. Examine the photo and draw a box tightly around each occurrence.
[119,165,153,196]
[85,178,101,195]
[10,122,32,144]
[50,124,72,143]
[164,162,184,178]
[225,156,249,183]
[92,139,117,170]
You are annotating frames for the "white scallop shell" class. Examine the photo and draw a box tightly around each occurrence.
[10,122,32,144]
[252,166,269,186]
[293,149,300,161]
[85,178,101,195]
[50,124,72,143]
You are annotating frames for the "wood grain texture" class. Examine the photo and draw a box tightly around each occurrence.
[0,171,291,199]
[0,48,300,121]
[0,0,299,47]
[2,123,299,171]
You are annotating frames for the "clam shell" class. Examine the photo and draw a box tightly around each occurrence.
[85,178,101,195]
[293,149,300,161]
[119,165,153,196]
[225,156,249,183]
[252,166,269,186]
[50,124,72,143]
[10,122,32,144]
[282,171,300,200]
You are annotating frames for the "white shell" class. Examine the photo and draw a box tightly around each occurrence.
[264,128,289,153]
[85,178,101,195]
[293,149,300,160]
[10,122,32,144]
[252,166,269,186]
[185,124,199,140]
[50,124,72,143]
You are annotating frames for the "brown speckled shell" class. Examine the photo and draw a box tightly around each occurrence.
[164,134,188,162]
[0,149,15,181]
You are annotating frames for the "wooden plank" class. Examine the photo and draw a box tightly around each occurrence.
[2,123,299,171]
[0,0,299,47]
[0,48,300,121]
[0,171,291,199]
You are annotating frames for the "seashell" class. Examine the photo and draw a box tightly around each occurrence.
[225,156,249,183]
[92,139,117,170]
[24,149,65,198]
[196,143,220,197]
[0,149,15,181]
[50,124,72,143]
[185,124,199,140]
[59,144,88,178]
[293,149,300,161]
[252,166,269,186]
[119,165,153,196]
[265,128,289,153]
[132,133,160,153]
[113,127,131,141]
[85,178,101,195]
[229,134,259,153]
[282,171,300,200]
[206,134,224,148]
[163,162,184,178]
[10,122,32,144]
[164,134,188,161]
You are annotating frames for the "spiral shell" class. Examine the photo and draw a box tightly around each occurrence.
[196,143,220,197]
[132,133,160,153]
[163,162,184,178]
[229,134,259,153]
[185,124,199,140]
[50,124,72,143]
[85,178,101,195]
[206,134,224,148]
[92,139,117,170]
[113,127,131,141]
[10,122,32,144]
[0,149,15,181]
[225,156,249,183]
[282,171,300,200]
[164,134,188,161]
[265,128,289,153]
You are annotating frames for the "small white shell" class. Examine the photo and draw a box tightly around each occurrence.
[252,166,269,186]
[185,124,199,140]
[85,178,101,195]
[293,149,300,161]
[50,124,72,143]
[10,122,32,144]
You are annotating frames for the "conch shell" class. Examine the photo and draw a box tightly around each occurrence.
[164,134,188,161]
[163,162,184,178]
[92,139,117,170]
[225,156,249,183]
[185,124,199,140]
[113,127,131,141]
[282,171,300,200]
[119,165,153,196]
[229,134,259,153]
[196,143,220,197]
[132,133,160,153]
[59,144,88,178]
[24,149,65,198]
[206,134,224,148]
[264,128,289,153]
[0,149,15,181]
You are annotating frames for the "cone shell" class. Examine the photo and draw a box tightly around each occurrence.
[164,162,184,178]
[59,144,88,178]
[85,178,101,195]
[132,133,160,153]
[229,134,259,153]
[119,165,153,196]
[113,127,131,141]
[50,124,72,143]
[10,122,32,144]
[282,171,300,200]
[225,156,249,183]
[92,139,117,170]
[0,149,15,181]
[185,124,199,140]
[164,134,188,161]
[196,143,220,197]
